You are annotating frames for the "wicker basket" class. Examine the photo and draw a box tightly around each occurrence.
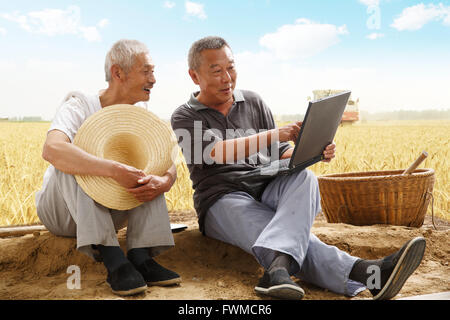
[318,169,435,227]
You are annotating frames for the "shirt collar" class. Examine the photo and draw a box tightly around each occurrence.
[187,89,245,111]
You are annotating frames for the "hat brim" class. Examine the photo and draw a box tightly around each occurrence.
[73,104,177,210]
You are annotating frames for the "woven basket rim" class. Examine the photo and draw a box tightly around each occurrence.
[318,168,435,181]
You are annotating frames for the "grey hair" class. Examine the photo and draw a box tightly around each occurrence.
[104,39,149,81]
[188,36,231,71]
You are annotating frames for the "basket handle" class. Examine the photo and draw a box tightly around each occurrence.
[402,151,428,175]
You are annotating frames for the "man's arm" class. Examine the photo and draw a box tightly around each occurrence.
[42,130,146,189]
[211,121,302,164]
[160,163,177,191]
[210,129,275,163]
[43,130,113,176]
[280,147,295,159]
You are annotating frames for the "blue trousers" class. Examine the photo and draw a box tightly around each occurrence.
[205,169,366,296]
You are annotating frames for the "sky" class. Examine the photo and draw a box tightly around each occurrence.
[1,0,450,120]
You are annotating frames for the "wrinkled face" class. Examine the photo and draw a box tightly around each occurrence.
[190,46,237,106]
[121,53,156,104]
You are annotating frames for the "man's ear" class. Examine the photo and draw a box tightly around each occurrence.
[188,69,200,85]
[111,64,124,81]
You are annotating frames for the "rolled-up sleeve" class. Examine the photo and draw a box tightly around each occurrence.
[48,97,87,142]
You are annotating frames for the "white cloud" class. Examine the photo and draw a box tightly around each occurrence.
[185,1,207,20]
[79,26,101,42]
[444,5,450,26]
[97,18,109,28]
[359,0,380,7]
[0,6,108,42]
[391,3,450,31]
[164,1,176,9]
[0,27,6,35]
[0,11,31,32]
[259,18,348,60]
[233,50,374,115]
[228,17,450,116]
[232,49,450,116]
[366,32,384,40]
[444,15,450,26]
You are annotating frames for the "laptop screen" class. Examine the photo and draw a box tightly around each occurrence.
[289,91,351,169]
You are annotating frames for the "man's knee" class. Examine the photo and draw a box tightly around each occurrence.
[134,194,168,215]
[37,170,78,237]
[54,168,77,186]
[290,169,321,212]
[37,207,76,238]
[307,169,319,186]
[292,169,318,186]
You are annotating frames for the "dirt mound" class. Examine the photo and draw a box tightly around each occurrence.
[0,211,448,300]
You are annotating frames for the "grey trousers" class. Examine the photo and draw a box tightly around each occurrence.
[204,169,366,296]
[36,169,175,261]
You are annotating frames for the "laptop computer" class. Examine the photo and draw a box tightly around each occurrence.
[286,90,351,173]
[239,91,351,178]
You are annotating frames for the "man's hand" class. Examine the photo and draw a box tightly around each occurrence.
[111,162,146,189]
[277,121,302,142]
[322,142,336,163]
[126,174,172,203]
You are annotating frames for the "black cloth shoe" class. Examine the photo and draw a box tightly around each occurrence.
[135,258,182,286]
[371,237,426,300]
[106,262,147,296]
[254,268,304,300]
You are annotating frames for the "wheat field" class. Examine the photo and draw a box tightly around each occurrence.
[0,120,448,226]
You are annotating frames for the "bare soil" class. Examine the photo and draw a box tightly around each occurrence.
[0,211,448,300]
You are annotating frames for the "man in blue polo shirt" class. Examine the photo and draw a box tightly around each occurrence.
[171,36,426,300]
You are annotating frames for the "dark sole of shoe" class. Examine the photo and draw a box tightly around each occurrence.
[147,277,182,286]
[373,237,426,300]
[254,284,305,300]
[109,284,148,296]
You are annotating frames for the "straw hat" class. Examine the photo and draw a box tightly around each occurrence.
[73,104,177,210]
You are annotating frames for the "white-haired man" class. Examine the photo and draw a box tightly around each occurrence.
[36,39,181,296]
